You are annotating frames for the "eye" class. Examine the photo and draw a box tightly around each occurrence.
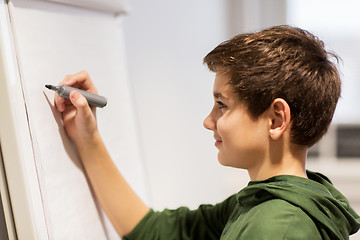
[216,101,227,110]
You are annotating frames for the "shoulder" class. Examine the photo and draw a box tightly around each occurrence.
[241,199,322,239]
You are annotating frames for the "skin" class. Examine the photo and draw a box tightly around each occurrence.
[203,71,308,180]
[55,71,149,237]
[54,70,308,236]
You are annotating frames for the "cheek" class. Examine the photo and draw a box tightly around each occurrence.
[217,115,247,155]
[216,117,235,141]
[217,114,268,163]
[217,111,249,141]
[217,117,247,152]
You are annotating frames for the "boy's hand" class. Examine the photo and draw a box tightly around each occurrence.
[54,71,150,236]
[54,71,99,148]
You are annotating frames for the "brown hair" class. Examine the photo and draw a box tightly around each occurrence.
[203,25,341,146]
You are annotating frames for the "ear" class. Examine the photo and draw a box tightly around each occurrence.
[268,98,291,141]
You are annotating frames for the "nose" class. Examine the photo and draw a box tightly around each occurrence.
[203,112,216,131]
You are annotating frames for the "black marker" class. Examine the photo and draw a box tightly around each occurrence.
[45,85,107,108]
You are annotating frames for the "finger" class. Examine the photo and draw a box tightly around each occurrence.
[63,71,97,94]
[54,93,73,112]
[54,91,66,112]
[56,97,65,112]
[69,90,93,120]
[55,71,97,112]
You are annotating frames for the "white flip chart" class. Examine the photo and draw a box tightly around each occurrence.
[0,0,147,239]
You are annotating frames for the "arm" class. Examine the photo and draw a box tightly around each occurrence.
[124,195,238,240]
[54,71,149,237]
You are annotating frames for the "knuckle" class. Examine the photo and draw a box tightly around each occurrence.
[64,74,72,81]
[63,74,74,85]
[79,70,89,77]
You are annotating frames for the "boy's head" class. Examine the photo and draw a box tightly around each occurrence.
[203,25,341,147]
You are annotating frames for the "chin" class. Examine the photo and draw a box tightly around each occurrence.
[217,154,233,167]
[217,154,249,169]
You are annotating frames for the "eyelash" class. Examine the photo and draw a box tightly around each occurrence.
[216,101,227,109]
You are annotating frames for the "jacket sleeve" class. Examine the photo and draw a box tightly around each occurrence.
[123,194,237,240]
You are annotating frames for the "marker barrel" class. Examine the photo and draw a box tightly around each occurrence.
[58,85,107,108]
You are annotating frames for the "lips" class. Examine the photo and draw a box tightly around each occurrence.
[214,137,222,147]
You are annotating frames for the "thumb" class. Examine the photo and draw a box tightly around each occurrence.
[69,90,92,119]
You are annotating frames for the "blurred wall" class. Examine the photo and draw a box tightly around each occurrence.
[123,0,288,210]
[123,0,248,210]
[226,0,286,35]
[123,1,360,228]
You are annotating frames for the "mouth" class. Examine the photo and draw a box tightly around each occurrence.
[214,137,222,147]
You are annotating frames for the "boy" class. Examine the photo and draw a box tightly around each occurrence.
[55,25,360,239]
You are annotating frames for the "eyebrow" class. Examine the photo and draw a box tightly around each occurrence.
[213,92,229,100]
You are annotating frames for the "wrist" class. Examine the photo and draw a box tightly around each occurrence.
[74,130,103,153]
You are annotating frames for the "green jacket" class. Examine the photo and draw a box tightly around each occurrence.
[124,171,360,239]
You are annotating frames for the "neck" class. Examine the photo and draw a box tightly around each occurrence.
[248,143,308,181]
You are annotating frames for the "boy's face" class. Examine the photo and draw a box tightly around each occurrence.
[203,72,270,169]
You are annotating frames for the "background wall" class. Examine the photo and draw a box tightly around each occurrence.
[122,0,286,211]
[123,0,246,210]
[286,0,360,124]
[123,0,360,224]
[121,0,288,211]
